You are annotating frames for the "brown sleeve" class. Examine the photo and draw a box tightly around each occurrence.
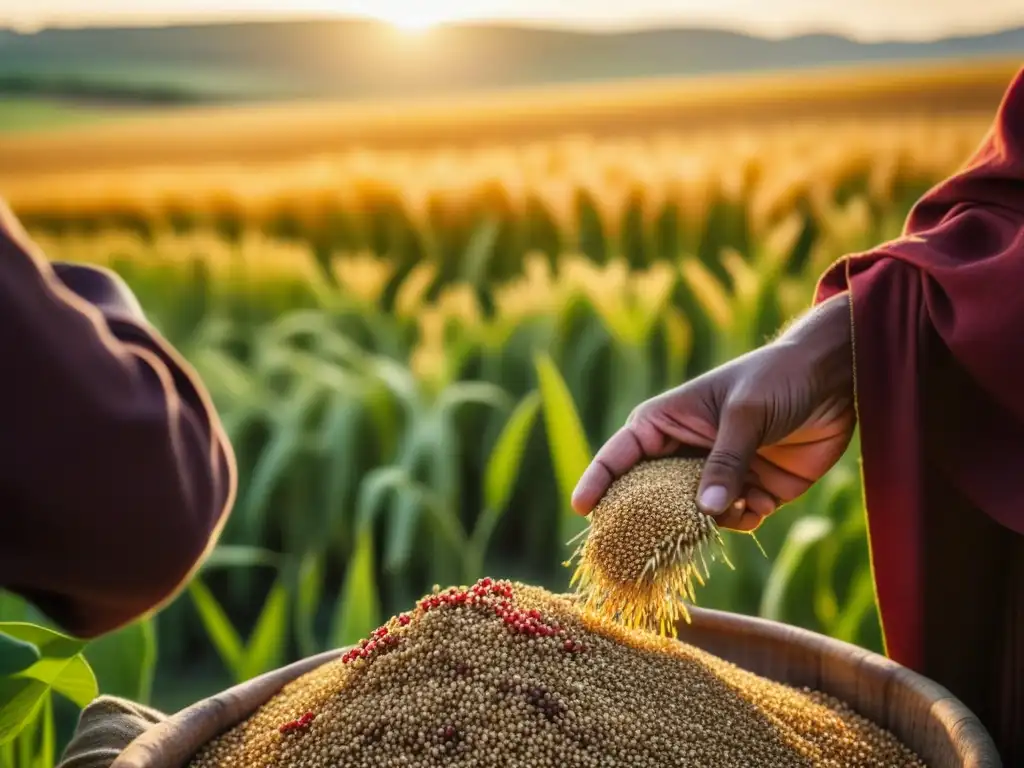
[0,203,237,639]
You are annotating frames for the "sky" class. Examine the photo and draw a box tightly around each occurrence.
[3,0,1024,42]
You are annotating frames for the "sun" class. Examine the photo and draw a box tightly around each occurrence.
[367,2,464,33]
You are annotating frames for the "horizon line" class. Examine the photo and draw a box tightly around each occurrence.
[3,11,1024,45]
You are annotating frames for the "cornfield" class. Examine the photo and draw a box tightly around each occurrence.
[0,63,1003,765]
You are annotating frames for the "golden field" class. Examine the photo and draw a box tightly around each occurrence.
[0,58,1017,750]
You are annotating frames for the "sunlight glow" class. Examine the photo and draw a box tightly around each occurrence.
[358,0,480,32]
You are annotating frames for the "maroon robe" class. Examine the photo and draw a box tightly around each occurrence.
[0,203,236,640]
[816,66,1024,763]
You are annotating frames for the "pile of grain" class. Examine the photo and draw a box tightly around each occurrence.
[568,457,731,635]
[188,579,925,768]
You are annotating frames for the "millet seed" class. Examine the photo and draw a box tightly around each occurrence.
[568,457,732,634]
[187,579,926,768]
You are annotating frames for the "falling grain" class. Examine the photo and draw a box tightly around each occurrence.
[567,457,730,635]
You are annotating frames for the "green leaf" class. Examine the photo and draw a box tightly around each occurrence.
[0,634,40,677]
[383,489,424,574]
[239,579,289,681]
[469,390,542,568]
[436,381,511,419]
[356,465,406,532]
[759,516,834,622]
[678,258,733,334]
[534,353,592,545]
[0,677,48,747]
[187,580,244,679]
[358,467,467,564]
[243,422,306,533]
[0,624,82,661]
[483,391,541,514]
[330,527,381,648]
[0,622,98,748]
[832,567,880,644]
[242,381,323,537]
[18,655,97,708]
[199,546,282,572]
[461,217,501,287]
[84,619,157,704]
[33,693,55,768]
[295,554,324,659]
[321,397,368,544]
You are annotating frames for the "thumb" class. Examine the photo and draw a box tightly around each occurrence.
[697,403,763,516]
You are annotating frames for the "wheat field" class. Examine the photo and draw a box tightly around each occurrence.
[0,58,1013,742]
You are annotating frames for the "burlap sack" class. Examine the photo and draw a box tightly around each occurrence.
[58,697,168,768]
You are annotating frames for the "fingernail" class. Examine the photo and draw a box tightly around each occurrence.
[570,485,590,516]
[698,485,729,515]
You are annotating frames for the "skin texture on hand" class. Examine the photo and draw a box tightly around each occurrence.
[572,292,855,531]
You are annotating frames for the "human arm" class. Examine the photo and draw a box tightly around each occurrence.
[571,290,855,531]
[0,201,237,639]
[573,66,1024,681]
[812,66,1024,676]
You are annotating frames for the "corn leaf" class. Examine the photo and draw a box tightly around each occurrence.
[384,489,425,574]
[468,390,541,573]
[678,258,733,333]
[358,466,467,557]
[483,390,541,514]
[239,579,289,681]
[200,546,282,572]
[436,381,511,419]
[758,516,834,622]
[832,567,879,645]
[187,580,244,679]
[534,353,592,546]
[295,554,324,658]
[461,217,501,287]
[319,397,370,551]
[330,528,382,648]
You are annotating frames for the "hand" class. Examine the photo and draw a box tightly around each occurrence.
[571,293,856,531]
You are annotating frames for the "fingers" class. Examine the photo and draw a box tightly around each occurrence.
[714,505,763,532]
[744,486,779,519]
[696,402,763,517]
[570,420,678,515]
[713,487,778,531]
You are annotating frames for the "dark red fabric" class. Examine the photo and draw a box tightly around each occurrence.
[816,67,1024,759]
[0,205,236,639]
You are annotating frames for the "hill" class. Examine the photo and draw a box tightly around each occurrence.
[0,18,1022,103]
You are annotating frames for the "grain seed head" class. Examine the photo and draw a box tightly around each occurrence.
[566,457,732,635]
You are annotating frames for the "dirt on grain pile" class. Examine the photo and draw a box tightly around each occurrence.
[188,579,926,768]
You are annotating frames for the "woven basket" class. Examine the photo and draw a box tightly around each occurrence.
[110,604,1002,768]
